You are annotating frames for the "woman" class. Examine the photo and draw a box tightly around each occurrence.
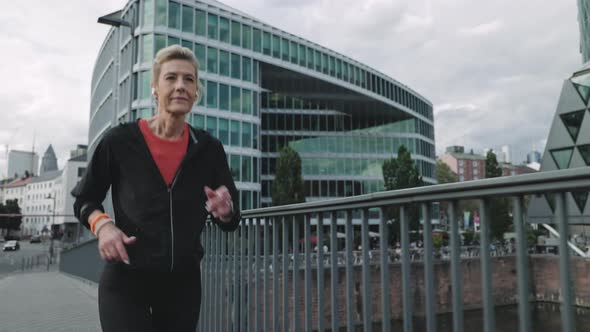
[72,45,240,332]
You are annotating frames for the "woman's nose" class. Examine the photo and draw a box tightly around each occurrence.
[174,79,186,90]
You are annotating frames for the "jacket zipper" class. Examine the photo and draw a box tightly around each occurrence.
[169,168,182,272]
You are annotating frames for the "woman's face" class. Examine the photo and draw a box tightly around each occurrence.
[154,59,197,117]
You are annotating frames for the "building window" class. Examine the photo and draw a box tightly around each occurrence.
[231,21,241,46]
[458,160,464,166]
[473,169,479,175]
[473,161,478,167]
[219,17,230,43]
[459,175,465,181]
[459,168,464,174]
[195,9,206,36]
[168,1,181,30]
[207,13,218,40]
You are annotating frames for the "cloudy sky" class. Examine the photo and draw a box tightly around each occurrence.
[0,0,582,178]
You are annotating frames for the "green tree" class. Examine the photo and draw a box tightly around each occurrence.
[272,146,305,206]
[272,146,306,251]
[485,151,512,240]
[485,150,503,178]
[383,145,422,191]
[383,145,423,243]
[436,159,458,184]
[0,199,22,238]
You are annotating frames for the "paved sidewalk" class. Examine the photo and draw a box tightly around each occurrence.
[0,271,101,332]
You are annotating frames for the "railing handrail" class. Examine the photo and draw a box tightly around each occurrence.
[244,167,590,218]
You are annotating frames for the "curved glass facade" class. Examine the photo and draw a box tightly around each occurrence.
[90,0,435,209]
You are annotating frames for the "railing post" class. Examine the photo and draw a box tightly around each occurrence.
[255,218,261,332]
[448,201,464,332]
[379,207,391,332]
[240,221,247,330]
[273,217,280,332]
[400,205,413,332]
[304,214,313,332]
[512,195,531,332]
[293,215,301,332]
[330,211,339,332]
[345,210,355,331]
[317,213,326,332]
[221,231,228,332]
[202,223,210,331]
[422,203,436,332]
[361,208,372,332]
[213,225,220,332]
[233,224,239,332]
[479,199,495,332]
[556,192,576,332]
[263,217,270,332]
[247,219,253,332]
[282,218,290,331]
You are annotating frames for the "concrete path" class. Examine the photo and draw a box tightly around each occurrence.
[0,271,101,332]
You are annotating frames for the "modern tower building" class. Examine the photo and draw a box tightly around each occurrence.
[578,0,590,63]
[527,64,590,228]
[7,150,38,179]
[40,144,58,176]
[90,0,435,210]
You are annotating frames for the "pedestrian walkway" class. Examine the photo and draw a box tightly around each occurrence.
[0,271,101,332]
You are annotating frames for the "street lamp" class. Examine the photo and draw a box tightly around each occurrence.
[98,9,136,122]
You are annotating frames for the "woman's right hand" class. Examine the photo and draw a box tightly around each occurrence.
[97,223,137,264]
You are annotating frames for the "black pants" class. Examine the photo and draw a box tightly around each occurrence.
[98,263,201,332]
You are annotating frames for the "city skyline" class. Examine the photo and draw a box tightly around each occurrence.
[0,0,582,178]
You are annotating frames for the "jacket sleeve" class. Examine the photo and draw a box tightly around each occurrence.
[71,136,114,229]
[211,140,241,232]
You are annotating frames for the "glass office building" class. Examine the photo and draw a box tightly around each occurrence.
[579,0,590,63]
[90,0,435,209]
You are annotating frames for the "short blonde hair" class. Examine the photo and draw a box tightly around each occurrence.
[152,44,203,102]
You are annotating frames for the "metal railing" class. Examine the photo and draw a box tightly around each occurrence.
[20,253,52,272]
[199,167,590,332]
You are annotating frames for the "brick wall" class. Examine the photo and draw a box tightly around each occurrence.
[226,255,590,331]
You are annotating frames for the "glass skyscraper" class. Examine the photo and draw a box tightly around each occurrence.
[579,0,590,63]
[90,0,435,210]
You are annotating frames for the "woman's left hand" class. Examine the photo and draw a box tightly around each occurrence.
[204,186,233,222]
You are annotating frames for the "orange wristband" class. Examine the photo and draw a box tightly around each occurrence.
[90,213,110,234]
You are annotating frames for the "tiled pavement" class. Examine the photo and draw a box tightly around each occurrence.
[0,271,101,332]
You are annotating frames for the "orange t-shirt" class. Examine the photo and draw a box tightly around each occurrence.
[138,119,189,186]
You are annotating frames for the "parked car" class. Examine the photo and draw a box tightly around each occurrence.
[30,236,41,244]
[2,240,20,251]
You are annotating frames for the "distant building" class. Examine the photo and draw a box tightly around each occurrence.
[3,176,33,206]
[439,146,486,182]
[58,153,88,243]
[500,163,538,177]
[528,63,590,234]
[578,0,590,63]
[22,170,62,237]
[500,145,512,164]
[527,150,542,164]
[7,150,38,178]
[69,145,87,159]
[40,145,58,176]
[20,153,88,240]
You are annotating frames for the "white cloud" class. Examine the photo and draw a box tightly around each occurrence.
[0,0,581,178]
[459,20,503,36]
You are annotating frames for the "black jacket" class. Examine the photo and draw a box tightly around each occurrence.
[71,121,240,272]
